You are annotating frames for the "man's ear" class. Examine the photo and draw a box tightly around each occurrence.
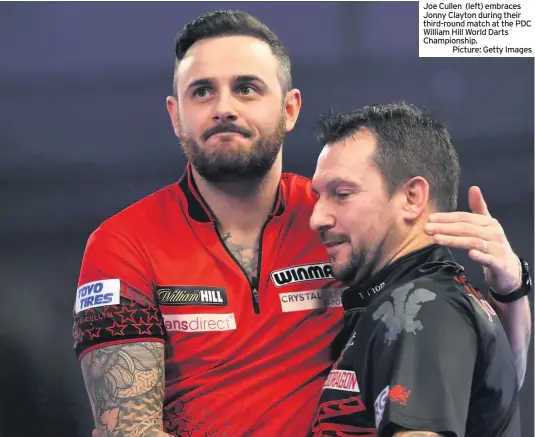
[166,96,181,137]
[283,88,302,133]
[399,176,431,221]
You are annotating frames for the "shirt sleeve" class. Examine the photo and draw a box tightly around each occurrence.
[73,226,166,359]
[368,280,477,437]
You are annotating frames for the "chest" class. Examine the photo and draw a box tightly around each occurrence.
[143,217,346,375]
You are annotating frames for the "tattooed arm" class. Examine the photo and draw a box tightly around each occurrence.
[81,341,173,437]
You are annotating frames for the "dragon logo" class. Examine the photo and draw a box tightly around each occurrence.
[372,282,436,344]
[388,385,411,405]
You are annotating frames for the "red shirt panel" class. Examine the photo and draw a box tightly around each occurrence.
[74,166,345,437]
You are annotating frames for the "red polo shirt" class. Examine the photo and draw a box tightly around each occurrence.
[73,164,345,436]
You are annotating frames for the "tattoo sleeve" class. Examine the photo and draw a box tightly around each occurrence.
[81,341,172,437]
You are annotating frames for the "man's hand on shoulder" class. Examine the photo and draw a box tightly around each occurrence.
[424,185,531,388]
[425,186,521,294]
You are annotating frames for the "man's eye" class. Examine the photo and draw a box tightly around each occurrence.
[335,191,351,200]
[193,87,211,98]
[237,85,256,95]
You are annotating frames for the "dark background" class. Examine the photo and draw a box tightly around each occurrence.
[0,2,533,436]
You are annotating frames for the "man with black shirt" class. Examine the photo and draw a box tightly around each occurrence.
[309,102,529,437]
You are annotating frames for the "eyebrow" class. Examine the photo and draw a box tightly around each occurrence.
[185,75,267,92]
[235,75,267,87]
[312,177,359,195]
[326,177,359,189]
[186,78,213,93]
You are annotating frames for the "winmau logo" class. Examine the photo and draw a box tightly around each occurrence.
[271,263,333,287]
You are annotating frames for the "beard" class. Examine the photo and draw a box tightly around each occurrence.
[178,111,286,184]
[325,228,394,287]
[331,250,364,285]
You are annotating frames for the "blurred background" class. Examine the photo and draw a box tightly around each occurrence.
[0,2,533,436]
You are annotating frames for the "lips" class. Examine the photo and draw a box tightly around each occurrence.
[203,123,252,141]
[210,132,242,139]
[323,241,346,248]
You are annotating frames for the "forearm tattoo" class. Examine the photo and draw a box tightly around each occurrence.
[81,342,166,437]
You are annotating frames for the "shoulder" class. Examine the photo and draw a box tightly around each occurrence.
[377,262,499,332]
[281,172,312,193]
[82,183,182,257]
[375,270,477,326]
[96,183,180,237]
[408,268,489,318]
[367,275,478,351]
[408,273,468,302]
[78,185,181,285]
[281,172,317,212]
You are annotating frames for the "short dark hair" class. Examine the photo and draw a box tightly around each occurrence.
[315,102,460,212]
[173,10,292,94]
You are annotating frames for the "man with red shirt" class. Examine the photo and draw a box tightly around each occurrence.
[74,10,531,437]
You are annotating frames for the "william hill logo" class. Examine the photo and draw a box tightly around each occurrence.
[156,286,228,307]
[271,263,333,287]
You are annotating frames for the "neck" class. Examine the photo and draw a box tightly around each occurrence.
[191,154,282,235]
[369,222,435,281]
[386,232,435,268]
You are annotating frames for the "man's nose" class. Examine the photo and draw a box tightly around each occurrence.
[213,93,238,123]
[310,200,336,233]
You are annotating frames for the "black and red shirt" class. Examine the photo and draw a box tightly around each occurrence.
[311,245,520,437]
[73,164,345,437]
